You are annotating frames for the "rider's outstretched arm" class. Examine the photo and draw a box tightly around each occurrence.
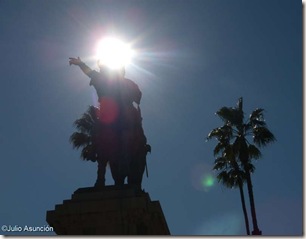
[69,57,92,77]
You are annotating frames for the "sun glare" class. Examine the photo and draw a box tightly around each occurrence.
[96,37,134,69]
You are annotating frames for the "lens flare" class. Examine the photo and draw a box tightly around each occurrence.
[98,97,119,124]
[96,37,134,69]
[201,175,215,188]
[190,163,216,192]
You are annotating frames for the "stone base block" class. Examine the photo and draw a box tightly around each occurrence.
[46,185,170,235]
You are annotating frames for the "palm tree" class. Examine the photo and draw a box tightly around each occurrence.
[70,105,108,186]
[70,105,100,162]
[208,97,276,235]
[208,132,251,235]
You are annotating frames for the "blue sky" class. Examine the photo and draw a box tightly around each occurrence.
[0,0,302,236]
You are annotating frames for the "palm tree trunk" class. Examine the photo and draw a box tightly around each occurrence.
[239,139,262,235]
[245,171,262,235]
[238,180,250,235]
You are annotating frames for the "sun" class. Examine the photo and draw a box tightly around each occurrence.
[96,37,134,69]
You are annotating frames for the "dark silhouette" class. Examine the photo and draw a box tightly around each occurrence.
[69,106,100,163]
[69,57,150,188]
[70,105,108,186]
[207,97,276,235]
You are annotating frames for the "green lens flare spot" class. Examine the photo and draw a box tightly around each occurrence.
[202,175,215,188]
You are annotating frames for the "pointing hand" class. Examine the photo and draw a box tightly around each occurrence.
[69,57,83,66]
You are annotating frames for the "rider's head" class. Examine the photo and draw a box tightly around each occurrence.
[97,60,125,79]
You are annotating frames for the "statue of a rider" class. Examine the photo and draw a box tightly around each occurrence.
[69,57,150,188]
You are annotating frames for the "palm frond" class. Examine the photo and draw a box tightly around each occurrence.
[248,163,255,173]
[73,105,100,133]
[237,97,243,111]
[73,115,94,133]
[81,144,98,162]
[207,125,233,142]
[213,157,228,170]
[223,145,235,160]
[216,107,239,125]
[242,162,256,173]
[248,144,262,159]
[216,102,244,127]
[70,132,90,149]
[213,142,227,157]
[249,108,264,121]
[70,105,101,163]
[253,126,276,147]
[87,105,99,119]
[216,170,241,188]
[207,128,223,140]
[216,171,229,183]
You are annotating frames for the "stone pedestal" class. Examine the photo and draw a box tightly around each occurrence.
[46,185,170,235]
